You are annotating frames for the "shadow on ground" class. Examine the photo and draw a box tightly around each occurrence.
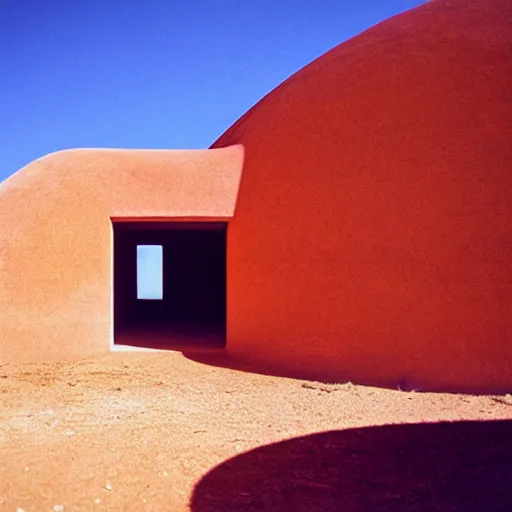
[183,351,512,394]
[182,351,377,389]
[190,420,512,512]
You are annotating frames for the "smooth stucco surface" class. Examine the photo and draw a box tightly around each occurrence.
[0,146,243,361]
[1,0,510,393]
[213,0,512,391]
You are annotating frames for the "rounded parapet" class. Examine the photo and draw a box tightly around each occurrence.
[0,146,243,361]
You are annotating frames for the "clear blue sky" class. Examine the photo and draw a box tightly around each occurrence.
[0,0,424,183]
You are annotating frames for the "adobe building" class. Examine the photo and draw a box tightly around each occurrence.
[0,0,510,392]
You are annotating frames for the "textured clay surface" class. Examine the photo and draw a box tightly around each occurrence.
[1,0,511,394]
[1,352,511,512]
[0,146,243,362]
[213,0,512,392]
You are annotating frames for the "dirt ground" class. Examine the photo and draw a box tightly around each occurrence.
[1,351,511,512]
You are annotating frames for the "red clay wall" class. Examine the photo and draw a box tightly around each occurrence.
[1,0,510,393]
[215,0,512,392]
[0,147,243,362]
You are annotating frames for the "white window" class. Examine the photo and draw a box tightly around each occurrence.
[137,245,163,300]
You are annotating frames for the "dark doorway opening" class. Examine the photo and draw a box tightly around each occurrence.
[113,221,227,351]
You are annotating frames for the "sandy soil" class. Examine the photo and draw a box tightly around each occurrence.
[1,351,511,512]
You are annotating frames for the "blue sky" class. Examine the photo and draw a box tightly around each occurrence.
[0,0,424,183]
[137,245,163,300]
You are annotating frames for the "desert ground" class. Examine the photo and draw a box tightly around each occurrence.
[1,350,511,512]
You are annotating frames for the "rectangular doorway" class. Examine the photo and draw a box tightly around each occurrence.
[113,221,227,350]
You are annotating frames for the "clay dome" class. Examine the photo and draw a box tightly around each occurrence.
[0,0,510,393]
[211,0,512,391]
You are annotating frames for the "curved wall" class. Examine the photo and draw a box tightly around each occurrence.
[215,0,512,391]
[1,0,510,393]
[0,146,243,362]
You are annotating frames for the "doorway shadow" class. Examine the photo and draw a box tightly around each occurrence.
[115,322,225,352]
[113,221,227,350]
[190,419,512,512]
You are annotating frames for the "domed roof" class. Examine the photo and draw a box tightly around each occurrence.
[214,0,511,156]
[211,0,512,391]
[1,0,510,392]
